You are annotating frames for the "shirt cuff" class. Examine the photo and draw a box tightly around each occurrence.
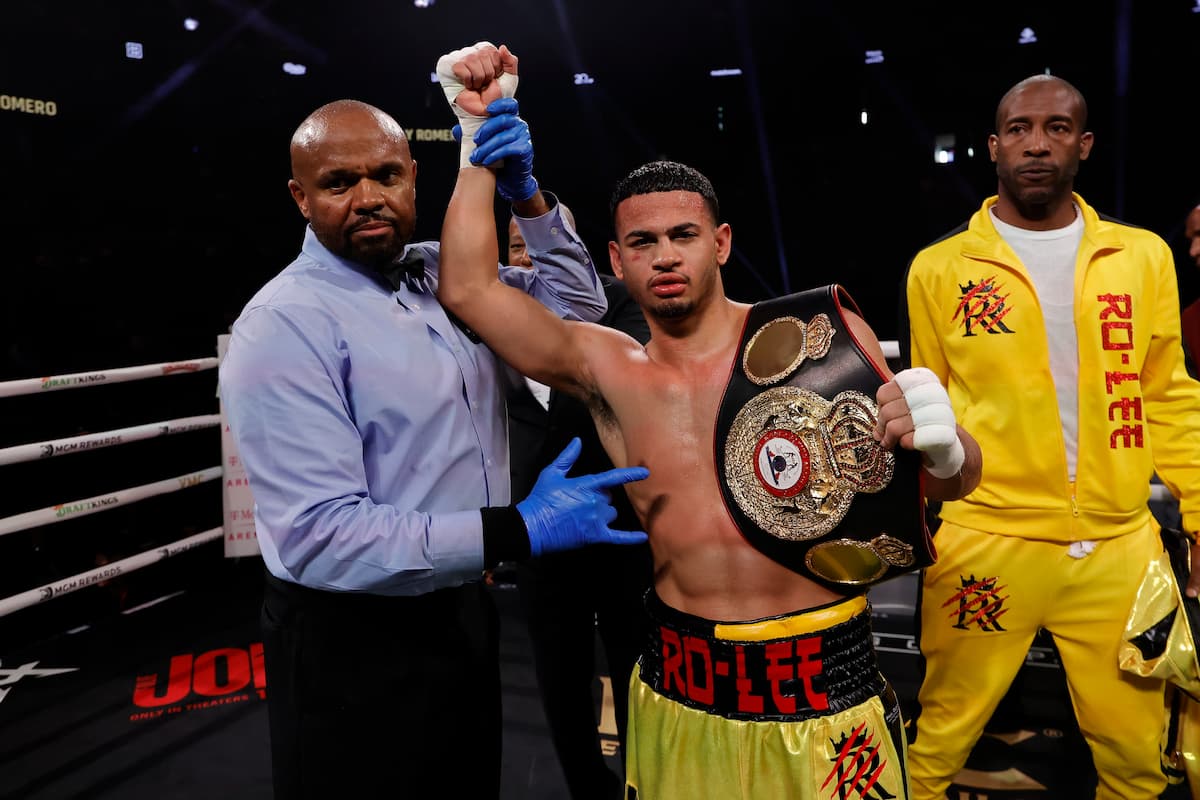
[481,505,531,567]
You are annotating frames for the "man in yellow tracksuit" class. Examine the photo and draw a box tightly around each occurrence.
[901,74,1200,799]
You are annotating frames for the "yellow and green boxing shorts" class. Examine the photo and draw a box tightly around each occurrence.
[625,591,909,799]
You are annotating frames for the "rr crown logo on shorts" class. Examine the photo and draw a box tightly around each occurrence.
[822,722,898,799]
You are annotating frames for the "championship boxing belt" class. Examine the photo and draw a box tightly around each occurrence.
[714,284,933,593]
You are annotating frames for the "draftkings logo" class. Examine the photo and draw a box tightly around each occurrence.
[130,643,265,722]
[821,722,897,799]
[945,574,1009,631]
[954,277,1015,336]
[0,659,79,704]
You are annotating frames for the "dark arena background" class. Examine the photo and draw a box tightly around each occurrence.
[1,2,1198,798]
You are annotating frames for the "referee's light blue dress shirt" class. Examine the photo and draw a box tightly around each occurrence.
[219,202,604,595]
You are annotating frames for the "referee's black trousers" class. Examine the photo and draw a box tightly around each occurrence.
[261,572,501,798]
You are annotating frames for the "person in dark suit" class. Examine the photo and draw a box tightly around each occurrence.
[506,206,654,800]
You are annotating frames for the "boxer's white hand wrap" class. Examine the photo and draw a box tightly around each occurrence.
[435,41,519,168]
[893,367,964,479]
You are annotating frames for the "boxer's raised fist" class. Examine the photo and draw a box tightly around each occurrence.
[435,41,519,167]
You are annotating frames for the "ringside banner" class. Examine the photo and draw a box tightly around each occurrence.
[217,335,259,558]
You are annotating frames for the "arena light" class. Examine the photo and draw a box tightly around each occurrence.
[183,18,199,31]
[860,109,869,126]
[573,73,595,85]
[125,41,144,60]
[1018,27,1037,44]
[710,68,742,77]
[864,50,884,65]
[934,134,956,165]
[282,62,307,76]
[414,0,434,7]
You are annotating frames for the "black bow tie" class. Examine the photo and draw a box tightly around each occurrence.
[377,248,481,343]
[378,249,428,294]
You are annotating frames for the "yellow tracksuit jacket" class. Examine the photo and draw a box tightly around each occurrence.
[902,193,1200,541]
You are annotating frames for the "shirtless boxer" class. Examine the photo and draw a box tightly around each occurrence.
[434,44,982,799]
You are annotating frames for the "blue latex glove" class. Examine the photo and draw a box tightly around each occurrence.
[470,97,539,202]
[516,437,650,557]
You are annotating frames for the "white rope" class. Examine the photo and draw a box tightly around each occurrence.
[0,357,219,399]
[0,466,224,538]
[0,414,220,467]
[0,527,223,618]
[0,345,896,395]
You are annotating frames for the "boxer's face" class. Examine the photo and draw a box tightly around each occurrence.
[289,110,418,268]
[608,190,730,320]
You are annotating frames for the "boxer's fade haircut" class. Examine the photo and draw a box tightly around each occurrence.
[609,160,721,228]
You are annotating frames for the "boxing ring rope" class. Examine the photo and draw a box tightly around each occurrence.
[0,340,1177,619]
[0,357,219,399]
[0,528,223,618]
[0,467,224,538]
[0,415,221,467]
[0,354,235,618]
